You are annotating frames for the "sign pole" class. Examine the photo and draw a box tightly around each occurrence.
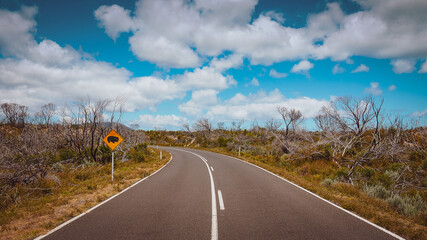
[103,129,123,183]
[112,151,114,182]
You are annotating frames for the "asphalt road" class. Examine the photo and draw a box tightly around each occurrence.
[39,147,402,240]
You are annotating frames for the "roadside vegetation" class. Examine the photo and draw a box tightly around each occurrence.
[0,98,170,240]
[147,96,426,240]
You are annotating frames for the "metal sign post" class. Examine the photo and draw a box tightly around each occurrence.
[103,130,123,182]
[112,152,114,182]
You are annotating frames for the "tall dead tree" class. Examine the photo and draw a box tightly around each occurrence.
[1,103,28,128]
[62,97,124,163]
[276,106,303,136]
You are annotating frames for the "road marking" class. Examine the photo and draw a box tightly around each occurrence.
[175,149,218,240]
[34,155,173,240]
[218,190,225,210]
[222,153,405,240]
[211,166,214,171]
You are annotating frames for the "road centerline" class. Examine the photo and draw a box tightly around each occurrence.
[218,190,225,211]
[174,149,218,240]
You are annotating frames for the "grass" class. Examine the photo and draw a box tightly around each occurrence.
[200,147,426,240]
[0,148,170,240]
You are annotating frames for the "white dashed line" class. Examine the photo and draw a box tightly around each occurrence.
[218,190,225,210]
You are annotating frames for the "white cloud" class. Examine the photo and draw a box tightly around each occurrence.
[0,6,37,58]
[250,78,259,86]
[291,60,314,73]
[364,82,383,96]
[132,114,189,129]
[179,89,218,117]
[179,89,328,121]
[391,59,416,74]
[180,66,236,90]
[198,89,329,122]
[352,64,370,73]
[129,34,201,68]
[412,109,427,117]
[269,69,288,78]
[419,59,427,73]
[209,54,244,72]
[95,0,427,68]
[94,4,133,41]
[332,64,345,74]
[0,7,189,112]
[388,85,396,91]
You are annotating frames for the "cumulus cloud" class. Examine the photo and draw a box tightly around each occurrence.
[291,60,314,73]
[132,114,189,129]
[207,90,328,121]
[250,78,259,86]
[419,59,427,73]
[332,64,345,74]
[364,82,382,96]
[209,54,244,72]
[388,85,396,91]
[180,67,236,90]
[269,69,288,78]
[352,64,369,73]
[412,109,427,117]
[391,59,416,74]
[0,7,189,112]
[95,0,427,68]
[179,89,219,117]
[94,4,134,41]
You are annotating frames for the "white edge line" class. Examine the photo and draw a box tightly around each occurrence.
[34,154,173,240]
[174,149,218,240]
[218,190,225,211]
[218,152,405,240]
[211,166,214,172]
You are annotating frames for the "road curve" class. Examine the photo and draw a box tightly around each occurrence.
[39,147,402,240]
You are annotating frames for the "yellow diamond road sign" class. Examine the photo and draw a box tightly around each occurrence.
[103,130,123,150]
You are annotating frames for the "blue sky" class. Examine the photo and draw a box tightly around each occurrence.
[0,0,426,130]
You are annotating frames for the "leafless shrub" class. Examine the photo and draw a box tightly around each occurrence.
[1,102,29,128]
[61,97,124,163]
[277,106,304,136]
[194,118,213,132]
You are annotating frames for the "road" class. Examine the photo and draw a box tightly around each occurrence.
[39,147,402,240]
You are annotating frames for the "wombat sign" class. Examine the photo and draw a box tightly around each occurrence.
[107,136,119,143]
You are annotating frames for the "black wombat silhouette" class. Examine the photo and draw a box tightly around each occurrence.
[107,136,119,143]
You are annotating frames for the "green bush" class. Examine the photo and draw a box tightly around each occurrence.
[321,178,334,187]
[129,143,149,162]
[386,193,426,217]
[363,184,391,199]
[217,137,229,148]
[98,145,112,164]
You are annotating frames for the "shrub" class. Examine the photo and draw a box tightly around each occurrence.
[386,193,425,217]
[358,167,375,179]
[321,178,334,187]
[129,143,149,162]
[217,137,229,148]
[98,145,112,164]
[363,184,391,199]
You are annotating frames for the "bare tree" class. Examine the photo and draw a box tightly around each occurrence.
[1,103,29,128]
[62,97,124,163]
[276,106,303,136]
[34,103,56,127]
[231,120,245,132]
[264,118,282,132]
[217,122,226,131]
[194,118,213,132]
